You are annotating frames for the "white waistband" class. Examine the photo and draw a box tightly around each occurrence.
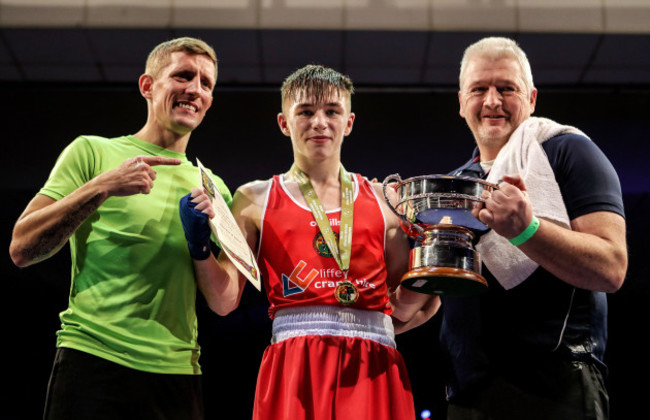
[271,305,396,348]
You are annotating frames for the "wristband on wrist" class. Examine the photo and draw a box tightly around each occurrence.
[179,193,212,260]
[187,240,211,260]
[508,216,540,246]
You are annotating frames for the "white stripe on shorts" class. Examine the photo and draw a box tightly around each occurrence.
[271,305,396,348]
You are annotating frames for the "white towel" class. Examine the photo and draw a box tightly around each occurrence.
[477,117,588,289]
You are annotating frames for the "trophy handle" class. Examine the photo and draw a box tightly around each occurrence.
[382,173,424,235]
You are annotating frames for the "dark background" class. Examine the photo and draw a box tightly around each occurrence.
[2,80,648,420]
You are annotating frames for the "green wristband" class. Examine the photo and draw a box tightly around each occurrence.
[508,216,540,246]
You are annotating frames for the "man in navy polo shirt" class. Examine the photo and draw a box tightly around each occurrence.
[440,37,627,419]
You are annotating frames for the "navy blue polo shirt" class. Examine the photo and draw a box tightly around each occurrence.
[440,133,625,402]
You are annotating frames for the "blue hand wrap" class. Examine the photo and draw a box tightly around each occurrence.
[179,193,212,260]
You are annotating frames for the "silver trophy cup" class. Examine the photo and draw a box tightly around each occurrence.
[383,174,498,295]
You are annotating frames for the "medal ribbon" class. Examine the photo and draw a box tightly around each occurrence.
[289,164,354,275]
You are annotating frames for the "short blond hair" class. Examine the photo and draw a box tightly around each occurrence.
[145,37,218,85]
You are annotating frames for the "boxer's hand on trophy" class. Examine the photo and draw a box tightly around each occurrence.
[179,188,214,260]
[478,174,534,239]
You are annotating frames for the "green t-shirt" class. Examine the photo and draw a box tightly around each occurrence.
[39,135,231,375]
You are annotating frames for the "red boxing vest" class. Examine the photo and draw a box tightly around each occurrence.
[258,173,391,318]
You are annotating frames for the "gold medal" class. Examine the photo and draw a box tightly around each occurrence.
[289,164,358,305]
[334,280,359,306]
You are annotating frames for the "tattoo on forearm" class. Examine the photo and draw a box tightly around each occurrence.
[20,193,104,262]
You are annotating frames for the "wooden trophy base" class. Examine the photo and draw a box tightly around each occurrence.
[400,266,488,295]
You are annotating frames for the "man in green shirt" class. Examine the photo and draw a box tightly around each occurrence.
[9,37,231,420]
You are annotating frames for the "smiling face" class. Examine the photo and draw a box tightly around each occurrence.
[278,87,355,163]
[145,51,216,136]
[459,56,537,160]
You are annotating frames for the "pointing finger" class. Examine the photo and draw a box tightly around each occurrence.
[137,156,182,167]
